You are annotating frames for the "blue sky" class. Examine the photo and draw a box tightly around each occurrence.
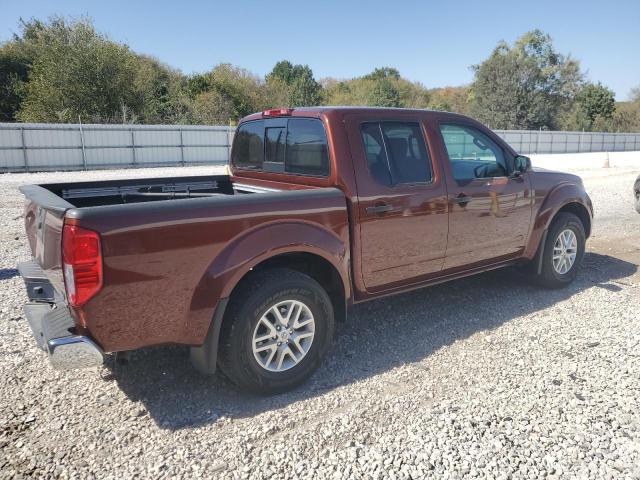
[1,0,639,100]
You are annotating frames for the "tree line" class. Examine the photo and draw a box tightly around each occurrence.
[1,17,639,132]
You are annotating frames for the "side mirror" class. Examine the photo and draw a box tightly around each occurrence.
[514,155,532,173]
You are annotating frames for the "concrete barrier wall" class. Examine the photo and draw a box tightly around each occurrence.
[495,130,640,154]
[529,151,640,171]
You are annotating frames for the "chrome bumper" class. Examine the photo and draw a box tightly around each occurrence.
[48,335,104,370]
[19,260,104,370]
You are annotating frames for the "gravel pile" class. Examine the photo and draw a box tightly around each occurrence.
[1,166,639,479]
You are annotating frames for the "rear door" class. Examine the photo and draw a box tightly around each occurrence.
[345,113,449,292]
[436,122,533,269]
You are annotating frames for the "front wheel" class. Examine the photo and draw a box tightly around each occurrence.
[217,268,335,394]
[532,212,586,288]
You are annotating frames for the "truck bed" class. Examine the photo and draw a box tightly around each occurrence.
[20,174,349,352]
[19,174,282,210]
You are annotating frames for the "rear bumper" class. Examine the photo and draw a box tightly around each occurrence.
[19,260,104,370]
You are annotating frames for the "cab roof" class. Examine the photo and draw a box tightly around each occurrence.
[239,106,472,123]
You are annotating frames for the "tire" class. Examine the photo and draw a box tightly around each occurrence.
[532,212,586,289]
[634,184,640,213]
[217,268,335,394]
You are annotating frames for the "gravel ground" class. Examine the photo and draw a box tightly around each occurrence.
[1,166,639,479]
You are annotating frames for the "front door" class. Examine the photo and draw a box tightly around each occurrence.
[345,114,449,292]
[437,122,533,270]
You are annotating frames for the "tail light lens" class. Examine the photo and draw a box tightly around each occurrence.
[62,225,103,306]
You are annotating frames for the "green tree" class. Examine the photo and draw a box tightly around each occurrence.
[576,83,615,123]
[186,73,212,98]
[604,85,640,132]
[132,55,190,124]
[560,82,615,131]
[266,60,321,106]
[427,86,471,113]
[268,60,298,85]
[189,89,236,125]
[362,67,400,81]
[470,30,583,129]
[322,68,428,108]
[208,63,265,119]
[15,17,140,123]
[609,103,640,132]
[180,63,268,124]
[368,78,401,107]
[0,41,31,121]
[260,76,290,110]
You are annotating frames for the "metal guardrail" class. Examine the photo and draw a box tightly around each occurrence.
[1,123,639,173]
[493,130,640,155]
[0,123,235,173]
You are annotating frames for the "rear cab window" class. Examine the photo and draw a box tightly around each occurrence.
[232,118,330,177]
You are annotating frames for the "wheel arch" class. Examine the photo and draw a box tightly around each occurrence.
[189,220,349,332]
[539,182,592,237]
[190,222,350,375]
[524,182,593,260]
[528,200,591,275]
[554,201,592,238]
[244,252,348,323]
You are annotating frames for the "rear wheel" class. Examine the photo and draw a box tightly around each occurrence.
[532,212,585,288]
[217,268,334,394]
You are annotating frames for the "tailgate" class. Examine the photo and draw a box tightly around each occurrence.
[20,184,75,295]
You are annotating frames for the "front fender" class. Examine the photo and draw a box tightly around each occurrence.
[537,182,591,230]
[524,181,592,258]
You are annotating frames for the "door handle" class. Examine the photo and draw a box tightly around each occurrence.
[366,203,395,214]
[449,194,472,205]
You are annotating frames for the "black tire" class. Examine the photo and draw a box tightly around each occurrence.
[532,212,585,288]
[217,268,335,394]
[634,182,640,213]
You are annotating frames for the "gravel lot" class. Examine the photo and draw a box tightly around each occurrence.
[1,166,639,479]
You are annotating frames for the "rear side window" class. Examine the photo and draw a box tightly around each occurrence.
[232,118,329,176]
[360,122,432,186]
[232,120,264,169]
[285,119,329,176]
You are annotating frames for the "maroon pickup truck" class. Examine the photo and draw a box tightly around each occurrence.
[19,107,593,393]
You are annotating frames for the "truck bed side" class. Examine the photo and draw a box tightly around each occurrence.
[64,187,349,352]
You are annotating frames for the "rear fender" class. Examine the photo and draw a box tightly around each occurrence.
[188,220,350,344]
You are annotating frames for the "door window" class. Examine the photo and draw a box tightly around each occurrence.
[360,122,432,186]
[439,124,507,182]
[361,123,393,186]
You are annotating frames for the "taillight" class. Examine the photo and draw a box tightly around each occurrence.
[262,108,293,117]
[62,224,103,306]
